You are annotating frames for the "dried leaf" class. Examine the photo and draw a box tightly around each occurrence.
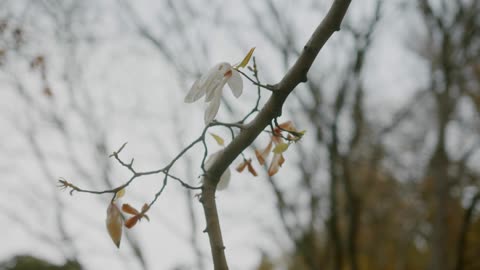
[106,203,123,248]
[236,159,258,177]
[122,203,139,215]
[141,203,149,213]
[125,216,139,229]
[209,133,225,146]
[236,159,249,172]
[237,47,255,68]
[247,162,258,177]
[255,140,273,165]
[268,153,285,176]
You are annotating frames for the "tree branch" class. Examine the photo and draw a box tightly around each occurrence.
[201,1,351,269]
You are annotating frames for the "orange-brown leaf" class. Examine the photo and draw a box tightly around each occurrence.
[125,216,139,229]
[247,162,258,177]
[141,203,149,213]
[255,140,273,165]
[236,159,250,172]
[122,203,139,215]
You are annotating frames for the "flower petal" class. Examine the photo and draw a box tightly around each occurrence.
[227,70,243,98]
[204,63,230,101]
[204,92,222,124]
[217,168,231,190]
[184,80,206,103]
[205,79,225,102]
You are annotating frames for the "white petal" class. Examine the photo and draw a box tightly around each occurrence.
[227,70,243,98]
[184,80,206,103]
[185,63,225,103]
[217,168,231,190]
[216,62,232,73]
[204,91,222,124]
[205,79,224,102]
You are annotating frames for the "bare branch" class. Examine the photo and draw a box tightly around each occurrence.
[201,1,351,269]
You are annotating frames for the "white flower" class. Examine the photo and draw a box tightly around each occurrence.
[203,150,231,190]
[184,62,243,124]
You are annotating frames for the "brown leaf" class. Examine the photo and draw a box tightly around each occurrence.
[125,216,139,229]
[247,161,258,177]
[236,159,249,172]
[141,203,149,213]
[106,203,123,248]
[122,203,139,215]
[255,140,273,166]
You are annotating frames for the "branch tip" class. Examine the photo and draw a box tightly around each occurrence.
[110,142,128,157]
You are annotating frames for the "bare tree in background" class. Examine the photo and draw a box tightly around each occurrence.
[0,1,149,269]
[414,1,480,270]
[57,1,352,270]
[2,0,480,270]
